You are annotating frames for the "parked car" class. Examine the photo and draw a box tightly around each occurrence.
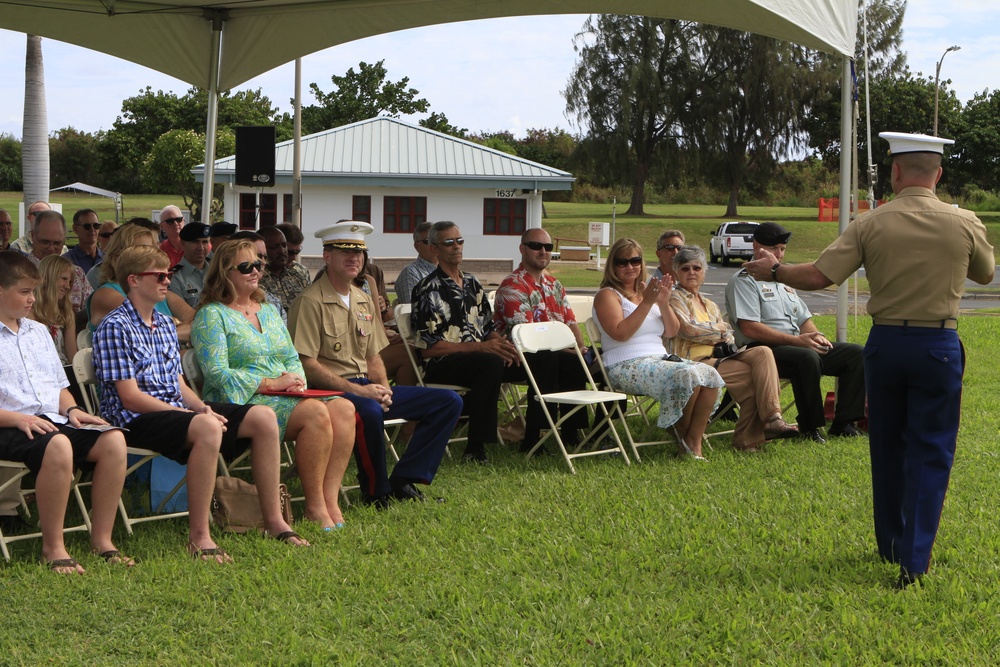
[709,221,759,266]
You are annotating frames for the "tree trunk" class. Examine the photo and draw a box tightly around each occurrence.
[626,161,648,216]
[22,35,49,212]
[725,183,740,217]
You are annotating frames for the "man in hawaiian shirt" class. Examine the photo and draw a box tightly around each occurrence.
[492,228,591,452]
[410,221,528,464]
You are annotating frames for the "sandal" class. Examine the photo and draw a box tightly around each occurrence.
[47,558,84,575]
[764,416,799,440]
[673,427,708,462]
[268,530,310,547]
[188,543,233,564]
[96,549,137,567]
[733,441,765,453]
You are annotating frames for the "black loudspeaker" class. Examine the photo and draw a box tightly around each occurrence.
[235,126,276,187]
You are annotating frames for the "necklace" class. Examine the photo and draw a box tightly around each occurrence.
[231,300,255,318]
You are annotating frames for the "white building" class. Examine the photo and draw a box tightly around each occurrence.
[195,117,574,269]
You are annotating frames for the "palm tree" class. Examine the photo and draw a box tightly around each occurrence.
[22,34,49,212]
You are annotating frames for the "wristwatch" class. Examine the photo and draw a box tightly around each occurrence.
[770,262,781,282]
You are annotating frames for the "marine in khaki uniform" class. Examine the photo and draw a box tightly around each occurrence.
[287,221,462,506]
[744,132,995,588]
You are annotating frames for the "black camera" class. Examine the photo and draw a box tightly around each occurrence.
[712,342,739,358]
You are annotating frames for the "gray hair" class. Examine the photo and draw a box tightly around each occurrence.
[412,220,434,242]
[657,229,685,249]
[428,220,458,245]
[33,210,66,232]
[673,245,707,270]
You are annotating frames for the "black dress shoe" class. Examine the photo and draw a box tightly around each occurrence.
[829,421,865,437]
[896,568,924,589]
[461,449,490,464]
[799,429,827,444]
[359,493,391,510]
[390,483,427,502]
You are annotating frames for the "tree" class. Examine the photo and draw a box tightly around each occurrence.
[99,86,286,193]
[564,16,692,215]
[685,27,835,216]
[141,128,236,218]
[950,90,1000,194]
[301,60,430,135]
[49,127,100,186]
[804,0,908,171]
[22,34,49,208]
[419,112,467,137]
[0,134,22,191]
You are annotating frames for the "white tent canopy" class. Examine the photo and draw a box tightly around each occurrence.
[1,1,858,336]
[0,2,856,90]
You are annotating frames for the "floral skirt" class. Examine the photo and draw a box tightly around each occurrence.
[607,355,724,428]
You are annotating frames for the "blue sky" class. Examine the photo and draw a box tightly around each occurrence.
[0,1,995,142]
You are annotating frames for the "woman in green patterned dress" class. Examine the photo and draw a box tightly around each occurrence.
[192,240,355,529]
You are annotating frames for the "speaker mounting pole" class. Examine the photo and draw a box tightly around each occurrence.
[293,58,303,228]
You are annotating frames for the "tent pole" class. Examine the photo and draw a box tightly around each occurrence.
[836,56,853,342]
[293,58,302,227]
[200,13,225,224]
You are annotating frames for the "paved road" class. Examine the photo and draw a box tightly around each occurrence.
[564,262,1000,314]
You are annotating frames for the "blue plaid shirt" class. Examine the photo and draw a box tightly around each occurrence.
[93,298,185,427]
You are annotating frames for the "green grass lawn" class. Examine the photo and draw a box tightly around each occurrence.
[4,315,1000,664]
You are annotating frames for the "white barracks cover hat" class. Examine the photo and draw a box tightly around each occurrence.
[315,220,373,250]
[879,132,954,155]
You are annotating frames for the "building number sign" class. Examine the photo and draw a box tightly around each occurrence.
[495,189,517,198]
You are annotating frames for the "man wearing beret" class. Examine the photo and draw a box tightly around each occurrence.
[288,221,462,506]
[745,132,994,588]
[169,222,212,308]
[210,221,237,248]
[725,221,866,444]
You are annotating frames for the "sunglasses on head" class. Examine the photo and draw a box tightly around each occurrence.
[76,223,101,232]
[99,231,116,239]
[523,241,554,252]
[613,256,644,268]
[437,237,465,247]
[161,216,185,225]
[233,260,263,275]
[135,271,171,284]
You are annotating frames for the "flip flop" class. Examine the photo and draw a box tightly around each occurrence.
[188,543,233,564]
[96,550,137,567]
[47,558,84,575]
[269,530,310,547]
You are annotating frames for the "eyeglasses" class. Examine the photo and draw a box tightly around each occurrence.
[134,271,171,284]
[658,244,683,252]
[523,241,554,252]
[416,239,430,245]
[161,216,185,225]
[76,223,101,231]
[678,265,704,273]
[232,260,263,275]
[613,256,644,267]
[436,237,465,247]
[287,249,301,257]
[35,238,64,249]
[99,231,116,239]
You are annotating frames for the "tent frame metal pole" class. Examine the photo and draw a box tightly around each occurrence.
[836,56,853,342]
[200,13,225,224]
[293,58,303,227]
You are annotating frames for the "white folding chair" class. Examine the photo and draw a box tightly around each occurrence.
[510,322,631,474]
[0,460,91,561]
[565,294,595,326]
[76,328,92,351]
[72,348,189,533]
[583,318,677,461]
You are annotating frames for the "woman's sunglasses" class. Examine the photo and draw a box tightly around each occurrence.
[99,231,116,239]
[613,256,644,267]
[232,260,263,275]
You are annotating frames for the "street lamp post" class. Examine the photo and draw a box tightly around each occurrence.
[934,45,961,136]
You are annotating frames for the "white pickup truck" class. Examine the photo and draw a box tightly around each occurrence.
[709,221,759,266]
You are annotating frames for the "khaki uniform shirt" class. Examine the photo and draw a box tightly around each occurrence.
[287,277,388,378]
[814,187,994,320]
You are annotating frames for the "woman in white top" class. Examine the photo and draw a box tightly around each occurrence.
[593,238,724,460]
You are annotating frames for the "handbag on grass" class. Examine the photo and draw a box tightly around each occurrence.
[212,476,293,533]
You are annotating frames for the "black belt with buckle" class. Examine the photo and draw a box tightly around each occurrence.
[872,317,958,330]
